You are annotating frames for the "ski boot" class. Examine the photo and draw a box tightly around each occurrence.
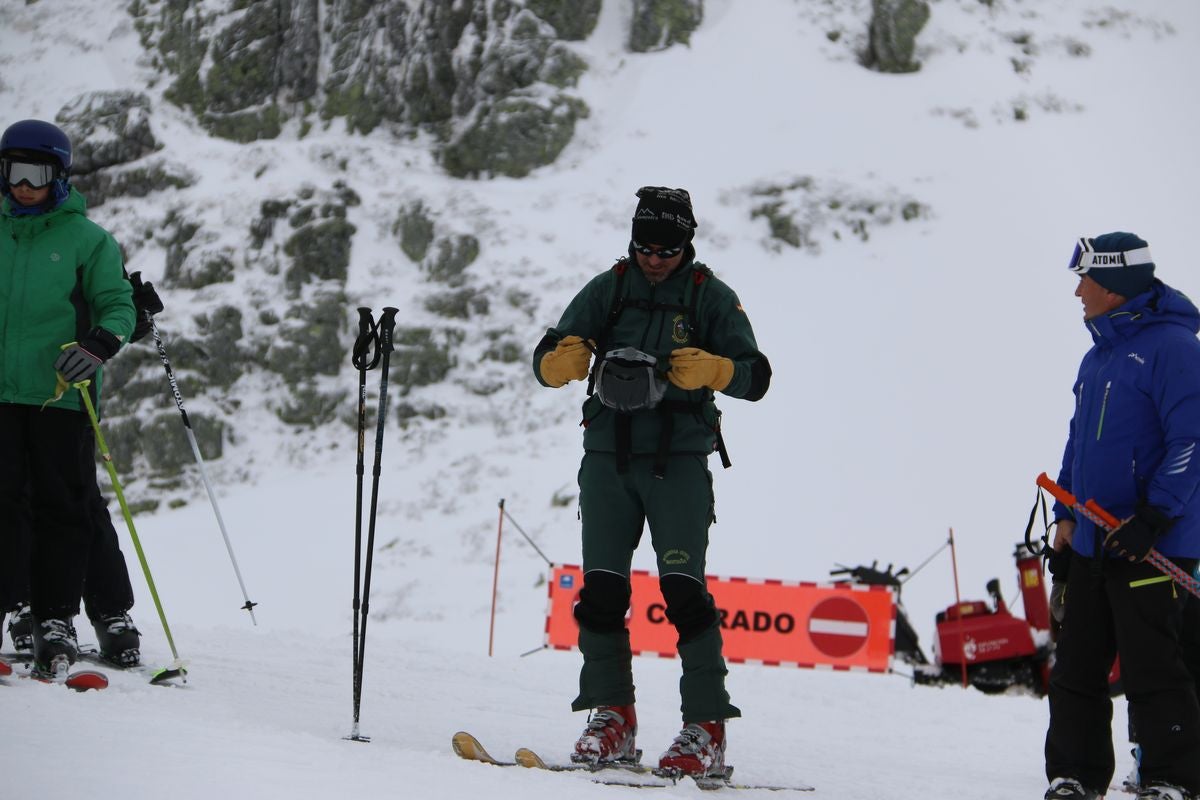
[31,616,79,678]
[1123,745,1142,793]
[6,603,32,653]
[1136,784,1192,800]
[572,704,638,764]
[92,612,141,667]
[1044,777,1104,799]
[657,721,726,778]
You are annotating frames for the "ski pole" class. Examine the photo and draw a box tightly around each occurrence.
[347,308,380,742]
[146,312,258,623]
[76,380,188,682]
[350,306,397,742]
[1035,473,1200,599]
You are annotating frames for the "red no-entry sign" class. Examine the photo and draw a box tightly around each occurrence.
[807,596,871,658]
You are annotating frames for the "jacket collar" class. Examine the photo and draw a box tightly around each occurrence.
[1085,280,1200,344]
[2,185,85,220]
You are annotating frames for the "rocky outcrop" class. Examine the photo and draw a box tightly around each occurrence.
[629,0,703,52]
[865,0,931,74]
[55,90,194,207]
[742,175,929,252]
[132,0,594,177]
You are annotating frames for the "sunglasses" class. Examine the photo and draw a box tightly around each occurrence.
[1,158,59,190]
[631,239,685,259]
[1068,237,1153,275]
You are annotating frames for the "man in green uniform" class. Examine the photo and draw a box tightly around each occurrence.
[0,119,134,676]
[533,186,771,777]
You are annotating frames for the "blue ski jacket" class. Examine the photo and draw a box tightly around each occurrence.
[1054,280,1200,558]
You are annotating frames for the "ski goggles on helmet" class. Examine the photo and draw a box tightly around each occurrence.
[595,347,668,413]
[0,157,59,189]
[631,239,686,259]
[1068,237,1153,275]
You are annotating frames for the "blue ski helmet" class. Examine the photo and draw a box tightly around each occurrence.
[0,119,72,174]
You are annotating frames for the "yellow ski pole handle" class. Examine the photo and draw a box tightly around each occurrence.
[41,342,79,408]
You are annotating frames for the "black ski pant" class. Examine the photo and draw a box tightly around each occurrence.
[1184,590,1200,690]
[81,488,135,620]
[1045,550,1200,795]
[0,404,98,621]
[0,475,135,620]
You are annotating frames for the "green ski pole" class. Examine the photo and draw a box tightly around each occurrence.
[76,380,188,684]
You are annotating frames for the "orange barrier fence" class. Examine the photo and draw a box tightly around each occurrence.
[544,564,896,672]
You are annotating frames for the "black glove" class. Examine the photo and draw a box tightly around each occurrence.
[54,327,121,383]
[1046,544,1072,579]
[129,271,164,344]
[1103,505,1175,562]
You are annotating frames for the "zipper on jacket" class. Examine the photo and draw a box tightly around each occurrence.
[1096,380,1111,440]
[639,282,661,352]
[638,283,654,351]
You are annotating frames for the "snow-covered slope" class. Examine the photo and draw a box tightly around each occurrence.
[2,1,1198,798]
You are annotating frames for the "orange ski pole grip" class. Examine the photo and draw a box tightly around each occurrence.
[1035,472,1200,599]
[1035,473,1121,529]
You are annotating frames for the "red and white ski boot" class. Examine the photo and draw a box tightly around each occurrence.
[657,721,726,777]
[572,704,638,764]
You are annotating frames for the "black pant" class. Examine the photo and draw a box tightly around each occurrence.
[1046,550,1200,793]
[0,478,135,620]
[0,404,97,620]
[1185,591,1200,689]
[81,499,135,620]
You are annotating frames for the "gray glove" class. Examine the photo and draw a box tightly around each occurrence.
[53,327,121,383]
[1050,580,1067,624]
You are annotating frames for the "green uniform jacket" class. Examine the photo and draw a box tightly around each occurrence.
[534,248,771,456]
[0,188,134,412]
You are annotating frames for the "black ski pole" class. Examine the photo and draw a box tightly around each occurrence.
[352,307,397,741]
[347,308,380,743]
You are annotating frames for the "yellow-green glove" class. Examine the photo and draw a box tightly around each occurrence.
[668,347,734,391]
[539,335,593,388]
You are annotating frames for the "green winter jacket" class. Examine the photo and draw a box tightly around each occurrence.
[534,247,771,456]
[0,188,134,412]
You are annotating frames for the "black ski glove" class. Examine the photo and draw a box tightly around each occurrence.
[1046,543,1072,580]
[54,327,121,383]
[129,271,164,344]
[1103,505,1175,563]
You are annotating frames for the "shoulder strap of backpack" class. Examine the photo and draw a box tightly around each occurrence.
[683,262,713,348]
[679,263,732,469]
[586,259,630,396]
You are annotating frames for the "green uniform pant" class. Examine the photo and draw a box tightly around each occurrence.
[571,452,740,722]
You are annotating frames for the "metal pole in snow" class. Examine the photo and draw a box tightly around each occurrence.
[489,499,505,656]
[947,527,969,689]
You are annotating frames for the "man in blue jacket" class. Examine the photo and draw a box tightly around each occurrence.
[1044,232,1200,800]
